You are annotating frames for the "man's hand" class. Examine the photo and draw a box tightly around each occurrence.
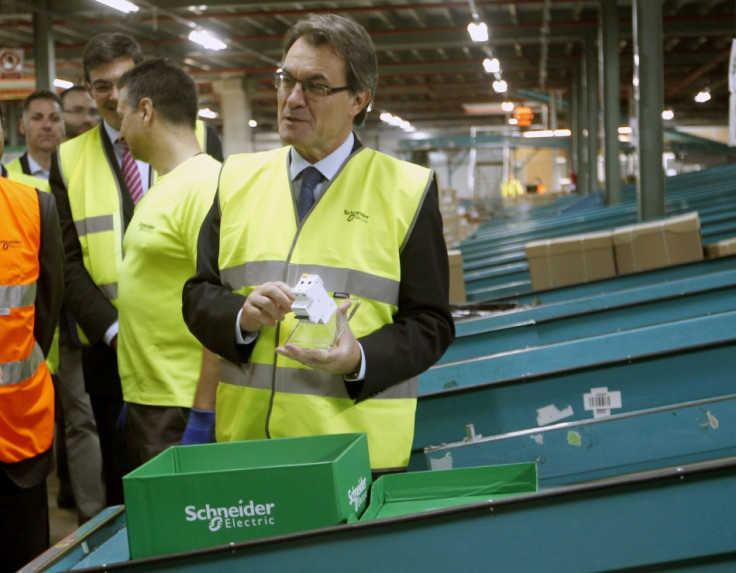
[275,301,361,376]
[240,281,294,332]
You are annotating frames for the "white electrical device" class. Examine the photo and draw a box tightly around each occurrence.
[291,274,337,325]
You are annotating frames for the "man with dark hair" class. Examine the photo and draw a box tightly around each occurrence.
[115,58,220,468]
[5,90,64,191]
[60,85,100,139]
[49,32,147,507]
[52,82,104,525]
[182,14,454,475]
[0,97,64,573]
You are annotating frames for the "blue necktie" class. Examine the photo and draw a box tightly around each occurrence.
[297,166,323,220]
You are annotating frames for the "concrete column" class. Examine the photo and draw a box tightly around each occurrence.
[600,0,622,205]
[633,0,665,220]
[215,74,253,156]
[585,29,600,194]
[33,1,55,90]
[574,56,589,195]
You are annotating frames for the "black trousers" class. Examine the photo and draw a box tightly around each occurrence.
[82,342,130,507]
[0,470,49,572]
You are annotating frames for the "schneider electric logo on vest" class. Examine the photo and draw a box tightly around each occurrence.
[184,499,276,533]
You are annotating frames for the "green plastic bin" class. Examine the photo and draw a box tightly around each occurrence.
[123,433,372,559]
[360,463,538,521]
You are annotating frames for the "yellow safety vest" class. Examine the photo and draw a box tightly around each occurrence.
[57,122,209,344]
[5,157,51,192]
[216,145,432,471]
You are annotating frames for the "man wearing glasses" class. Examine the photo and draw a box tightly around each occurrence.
[183,14,454,475]
[50,33,145,508]
[60,85,101,140]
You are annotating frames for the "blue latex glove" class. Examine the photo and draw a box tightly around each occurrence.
[115,402,128,433]
[180,408,216,445]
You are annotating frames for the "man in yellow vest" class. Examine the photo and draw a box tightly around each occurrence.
[182,14,455,475]
[50,32,223,507]
[5,90,65,192]
[115,58,220,468]
[0,106,64,572]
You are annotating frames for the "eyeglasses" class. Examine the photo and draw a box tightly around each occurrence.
[64,107,101,118]
[274,71,350,98]
[90,81,116,95]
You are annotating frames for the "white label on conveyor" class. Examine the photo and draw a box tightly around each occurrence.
[536,404,574,426]
[583,386,622,418]
[428,452,454,470]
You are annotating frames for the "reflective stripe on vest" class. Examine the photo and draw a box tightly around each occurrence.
[0,178,55,463]
[215,145,431,470]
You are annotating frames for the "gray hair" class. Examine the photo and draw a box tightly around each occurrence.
[283,14,377,126]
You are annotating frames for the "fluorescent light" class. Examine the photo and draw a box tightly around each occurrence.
[93,0,139,13]
[501,101,514,112]
[694,90,711,103]
[189,30,227,51]
[248,119,258,128]
[522,130,554,138]
[618,126,632,135]
[380,111,413,131]
[198,108,218,119]
[492,79,507,93]
[661,109,674,120]
[467,21,488,43]
[520,129,570,138]
[54,78,74,89]
[482,57,500,74]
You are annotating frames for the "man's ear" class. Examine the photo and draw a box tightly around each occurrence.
[349,89,371,119]
[139,97,154,126]
[18,116,26,136]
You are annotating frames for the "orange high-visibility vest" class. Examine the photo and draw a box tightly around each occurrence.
[0,178,55,463]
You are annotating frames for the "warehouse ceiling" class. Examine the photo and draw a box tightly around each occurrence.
[1,0,734,134]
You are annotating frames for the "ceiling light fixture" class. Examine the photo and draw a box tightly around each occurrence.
[198,108,218,119]
[492,79,507,93]
[189,29,227,51]
[54,78,74,89]
[93,0,139,13]
[501,101,514,112]
[467,21,489,43]
[482,57,500,74]
[661,109,674,120]
[694,89,711,103]
[380,111,415,132]
[248,119,258,128]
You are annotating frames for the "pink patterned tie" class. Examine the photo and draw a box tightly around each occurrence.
[120,142,144,204]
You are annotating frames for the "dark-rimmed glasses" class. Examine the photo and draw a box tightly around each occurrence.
[274,70,350,98]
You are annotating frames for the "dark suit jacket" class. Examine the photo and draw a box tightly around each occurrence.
[182,137,455,401]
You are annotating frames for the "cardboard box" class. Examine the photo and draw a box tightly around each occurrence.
[123,433,372,559]
[359,463,537,521]
[612,212,703,274]
[448,249,467,303]
[525,231,616,291]
[705,237,736,258]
